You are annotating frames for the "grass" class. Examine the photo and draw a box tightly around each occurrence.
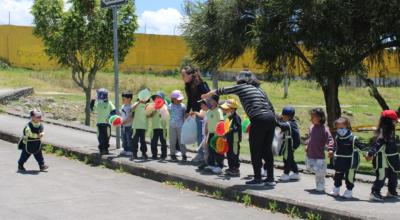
[1,67,399,175]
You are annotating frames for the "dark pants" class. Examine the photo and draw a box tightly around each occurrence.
[227,140,240,169]
[97,124,111,151]
[18,149,44,166]
[372,168,398,194]
[121,126,133,152]
[334,169,355,190]
[133,129,147,155]
[151,129,167,157]
[207,133,224,168]
[283,147,299,174]
[249,114,275,180]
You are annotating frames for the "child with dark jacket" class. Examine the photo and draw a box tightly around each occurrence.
[220,99,242,176]
[18,109,48,172]
[328,117,367,199]
[366,110,399,201]
[277,106,301,181]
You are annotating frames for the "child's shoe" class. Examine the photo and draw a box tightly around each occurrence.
[131,154,138,160]
[279,174,290,181]
[160,155,167,160]
[289,173,301,180]
[370,191,384,202]
[225,168,240,177]
[18,164,26,172]
[142,153,148,160]
[125,151,133,156]
[182,155,187,162]
[245,178,264,186]
[198,162,207,170]
[152,155,158,160]
[342,189,353,199]
[386,191,399,198]
[329,187,340,196]
[170,155,178,161]
[39,164,49,172]
[264,178,277,186]
[211,166,223,174]
[316,184,325,192]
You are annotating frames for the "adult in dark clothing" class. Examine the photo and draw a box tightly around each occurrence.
[181,66,210,149]
[201,72,276,186]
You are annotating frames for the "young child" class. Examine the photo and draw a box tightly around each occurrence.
[191,99,209,165]
[90,88,116,155]
[277,106,301,181]
[149,92,168,160]
[17,109,48,172]
[366,110,399,201]
[205,95,224,174]
[328,117,367,199]
[120,91,133,156]
[168,90,187,161]
[305,108,334,192]
[220,99,242,176]
[132,89,151,160]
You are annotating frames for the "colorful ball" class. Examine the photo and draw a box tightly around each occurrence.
[108,115,118,125]
[209,135,219,150]
[215,121,226,136]
[154,97,165,110]
[216,137,229,155]
[109,115,122,127]
[242,118,250,133]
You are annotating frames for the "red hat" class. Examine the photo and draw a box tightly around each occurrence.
[381,110,399,122]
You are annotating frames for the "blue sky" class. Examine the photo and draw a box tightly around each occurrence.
[0,0,185,35]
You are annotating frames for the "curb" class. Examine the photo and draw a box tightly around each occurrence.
[0,87,34,104]
[0,130,376,220]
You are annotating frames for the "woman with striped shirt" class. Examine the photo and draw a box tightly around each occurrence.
[201,72,277,186]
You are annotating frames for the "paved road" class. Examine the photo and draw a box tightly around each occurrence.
[0,140,290,220]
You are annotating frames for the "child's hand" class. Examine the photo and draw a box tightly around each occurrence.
[328,151,334,159]
[39,132,44,139]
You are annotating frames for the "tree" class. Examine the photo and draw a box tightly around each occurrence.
[32,0,138,125]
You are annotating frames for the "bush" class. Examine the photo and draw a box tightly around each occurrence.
[0,59,10,69]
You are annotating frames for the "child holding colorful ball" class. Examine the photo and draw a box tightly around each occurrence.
[131,89,151,160]
[149,91,169,160]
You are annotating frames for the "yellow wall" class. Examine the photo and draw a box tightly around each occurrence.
[0,25,399,77]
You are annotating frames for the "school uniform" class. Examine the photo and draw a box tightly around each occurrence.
[18,122,45,167]
[333,131,367,190]
[225,112,242,170]
[121,103,133,153]
[368,134,400,195]
[132,102,148,157]
[93,100,116,154]
[206,107,224,168]
[278,119,301,175]
[150,105,168,158]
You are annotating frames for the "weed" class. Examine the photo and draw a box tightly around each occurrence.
[212,190,223,199]
[241,194,252,207]
[55,149,64,156]
[306,211,322,220]
[268,201,278,213]
[286,206,302,219]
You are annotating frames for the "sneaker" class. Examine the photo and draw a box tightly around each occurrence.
[125,151,133,156]
[182,155,187,162]
[289,173,301,180]
[204,166,214,171]
[39,164,49,171]
[387,191,399,198]
[191,154,202,163]
[261,168,267,177]
[119,150,128,156]
[212,166,223,174]
[316,185,325,192]
[170,155,178,161]
[225,168,240,177]
[160,155,167,160]
[264,178,277,186]
[152,155,158,160]
[329,187,340,197]
[131,154,138,160]
[370,191,384,202]
[245,179,264,186]
[175,151,182,157]
[142,153,148,160]
[18,164,26,172]
[279,174,290,181]
[342,189,353,199]
[198,163,207,170]
[104,149,110,155]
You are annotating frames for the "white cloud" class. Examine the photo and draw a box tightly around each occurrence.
[0,0,34,25]
[138,8,184,35]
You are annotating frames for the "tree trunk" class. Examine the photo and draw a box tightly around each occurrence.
[322,77,341,129]
[283,72,289,98]
[212,71,218,89]
[84,88,92,126]
[358,74,390,110]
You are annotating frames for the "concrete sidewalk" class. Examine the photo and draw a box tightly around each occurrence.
[0,113,399,220]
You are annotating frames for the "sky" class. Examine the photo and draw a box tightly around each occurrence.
[0,0,185,35]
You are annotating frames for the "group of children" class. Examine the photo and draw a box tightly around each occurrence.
[16,87,399,202]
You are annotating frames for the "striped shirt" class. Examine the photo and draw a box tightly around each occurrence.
[216,84,275,119]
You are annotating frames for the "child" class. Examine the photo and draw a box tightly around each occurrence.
[205,95,224,174]
[220,99,242,176]
[120,91,133,156]
[191,99,209,164]
[90,88,116,155]
[17,109,48,172]
[277,106,301,181]
[305,108,334,192]
[149,91,168,160]
[328,117,367,199]
[366,110,399,201]
[168,90,187,161]
[132,89,151,160]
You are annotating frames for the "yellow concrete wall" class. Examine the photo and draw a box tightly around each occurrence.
[0,25,399,77]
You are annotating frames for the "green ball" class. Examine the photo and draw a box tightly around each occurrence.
[210,135,219,150]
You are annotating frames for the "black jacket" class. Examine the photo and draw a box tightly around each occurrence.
[333,132,367,171]
[277,119,300,157]
[368,134,400,172]
[185,81,210,113]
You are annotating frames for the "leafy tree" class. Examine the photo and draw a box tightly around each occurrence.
[32,0,138,125]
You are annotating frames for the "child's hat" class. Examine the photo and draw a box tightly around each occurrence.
[30,109,43,119]
[152,91,165,100]
[96,88,109,101]
[381,110,399,122]
[220,99,239,109]
[282,106,295,117]
[171,90,184,101]
[138,89,151,101]
[209,94,219,103]
[122,91,133,99]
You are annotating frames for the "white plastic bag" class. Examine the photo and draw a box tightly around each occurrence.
[272,127,284,156]
[181,116,198,145]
